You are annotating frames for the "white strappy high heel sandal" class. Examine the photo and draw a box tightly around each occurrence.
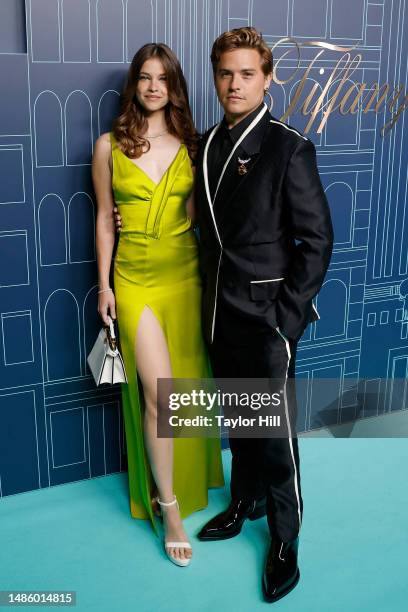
[157,495,192,567]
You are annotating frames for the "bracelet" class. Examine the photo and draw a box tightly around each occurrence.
[98,288,113,294]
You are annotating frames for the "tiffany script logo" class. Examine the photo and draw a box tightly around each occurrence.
[272,38,407,136]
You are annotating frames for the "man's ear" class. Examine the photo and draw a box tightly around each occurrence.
[265,73,273,90]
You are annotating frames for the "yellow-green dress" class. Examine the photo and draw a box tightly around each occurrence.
[110,132,224,535]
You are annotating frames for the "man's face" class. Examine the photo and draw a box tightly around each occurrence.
[214,48,272,122]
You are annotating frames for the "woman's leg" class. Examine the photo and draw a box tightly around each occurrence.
[135,305,192,561]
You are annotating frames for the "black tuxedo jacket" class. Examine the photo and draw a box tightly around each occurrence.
[194,103,334,345]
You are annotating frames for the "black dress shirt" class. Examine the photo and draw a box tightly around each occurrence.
[208,101,265,202]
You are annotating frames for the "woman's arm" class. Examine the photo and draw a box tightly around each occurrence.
[92,132,117,324]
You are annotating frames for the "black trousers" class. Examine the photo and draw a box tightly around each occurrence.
[208,304,303,542]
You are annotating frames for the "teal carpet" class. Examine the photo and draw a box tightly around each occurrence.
[0,439,407,611]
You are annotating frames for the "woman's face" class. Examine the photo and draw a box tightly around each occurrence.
[135,57,169,112]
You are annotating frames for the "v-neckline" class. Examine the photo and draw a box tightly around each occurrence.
[118,143,184,187]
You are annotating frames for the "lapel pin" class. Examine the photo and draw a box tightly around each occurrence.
[237,156,251,175]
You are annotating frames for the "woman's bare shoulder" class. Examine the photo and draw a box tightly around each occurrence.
[93,132,113,164]
[95,131,112,149]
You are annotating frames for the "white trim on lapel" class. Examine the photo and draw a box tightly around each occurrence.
[214,103,268,202]
[202,102,269,245]
[202,124,223,342]
[202,102,269,343]
[203,123,222,246]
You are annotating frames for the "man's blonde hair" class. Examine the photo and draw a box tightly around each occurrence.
[210,27,273,75]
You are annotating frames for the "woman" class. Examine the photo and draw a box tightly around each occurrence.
[92,43,224,567]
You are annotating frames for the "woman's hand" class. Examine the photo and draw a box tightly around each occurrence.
[113,206,123,232]
[98,289,117,326]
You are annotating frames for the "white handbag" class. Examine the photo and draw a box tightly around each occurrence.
[87,316,128,386]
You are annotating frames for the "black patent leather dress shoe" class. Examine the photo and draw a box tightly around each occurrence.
[197,498,266,541]
[262,537,300,603]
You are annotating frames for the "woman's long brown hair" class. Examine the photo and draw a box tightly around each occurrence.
[112,43,198,161]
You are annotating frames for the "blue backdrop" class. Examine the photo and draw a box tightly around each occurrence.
[0,0,407,498]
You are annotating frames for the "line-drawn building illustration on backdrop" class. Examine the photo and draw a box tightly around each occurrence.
[0,0,407,498]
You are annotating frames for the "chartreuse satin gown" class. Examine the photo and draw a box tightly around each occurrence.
[110,132,224,535]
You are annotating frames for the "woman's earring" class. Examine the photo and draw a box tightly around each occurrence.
[264,89,273,112]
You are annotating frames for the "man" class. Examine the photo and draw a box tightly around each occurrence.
[193,27,333,603]
[114,27,333,603]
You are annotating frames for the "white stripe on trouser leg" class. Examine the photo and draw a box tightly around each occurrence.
[275,327,302,532]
